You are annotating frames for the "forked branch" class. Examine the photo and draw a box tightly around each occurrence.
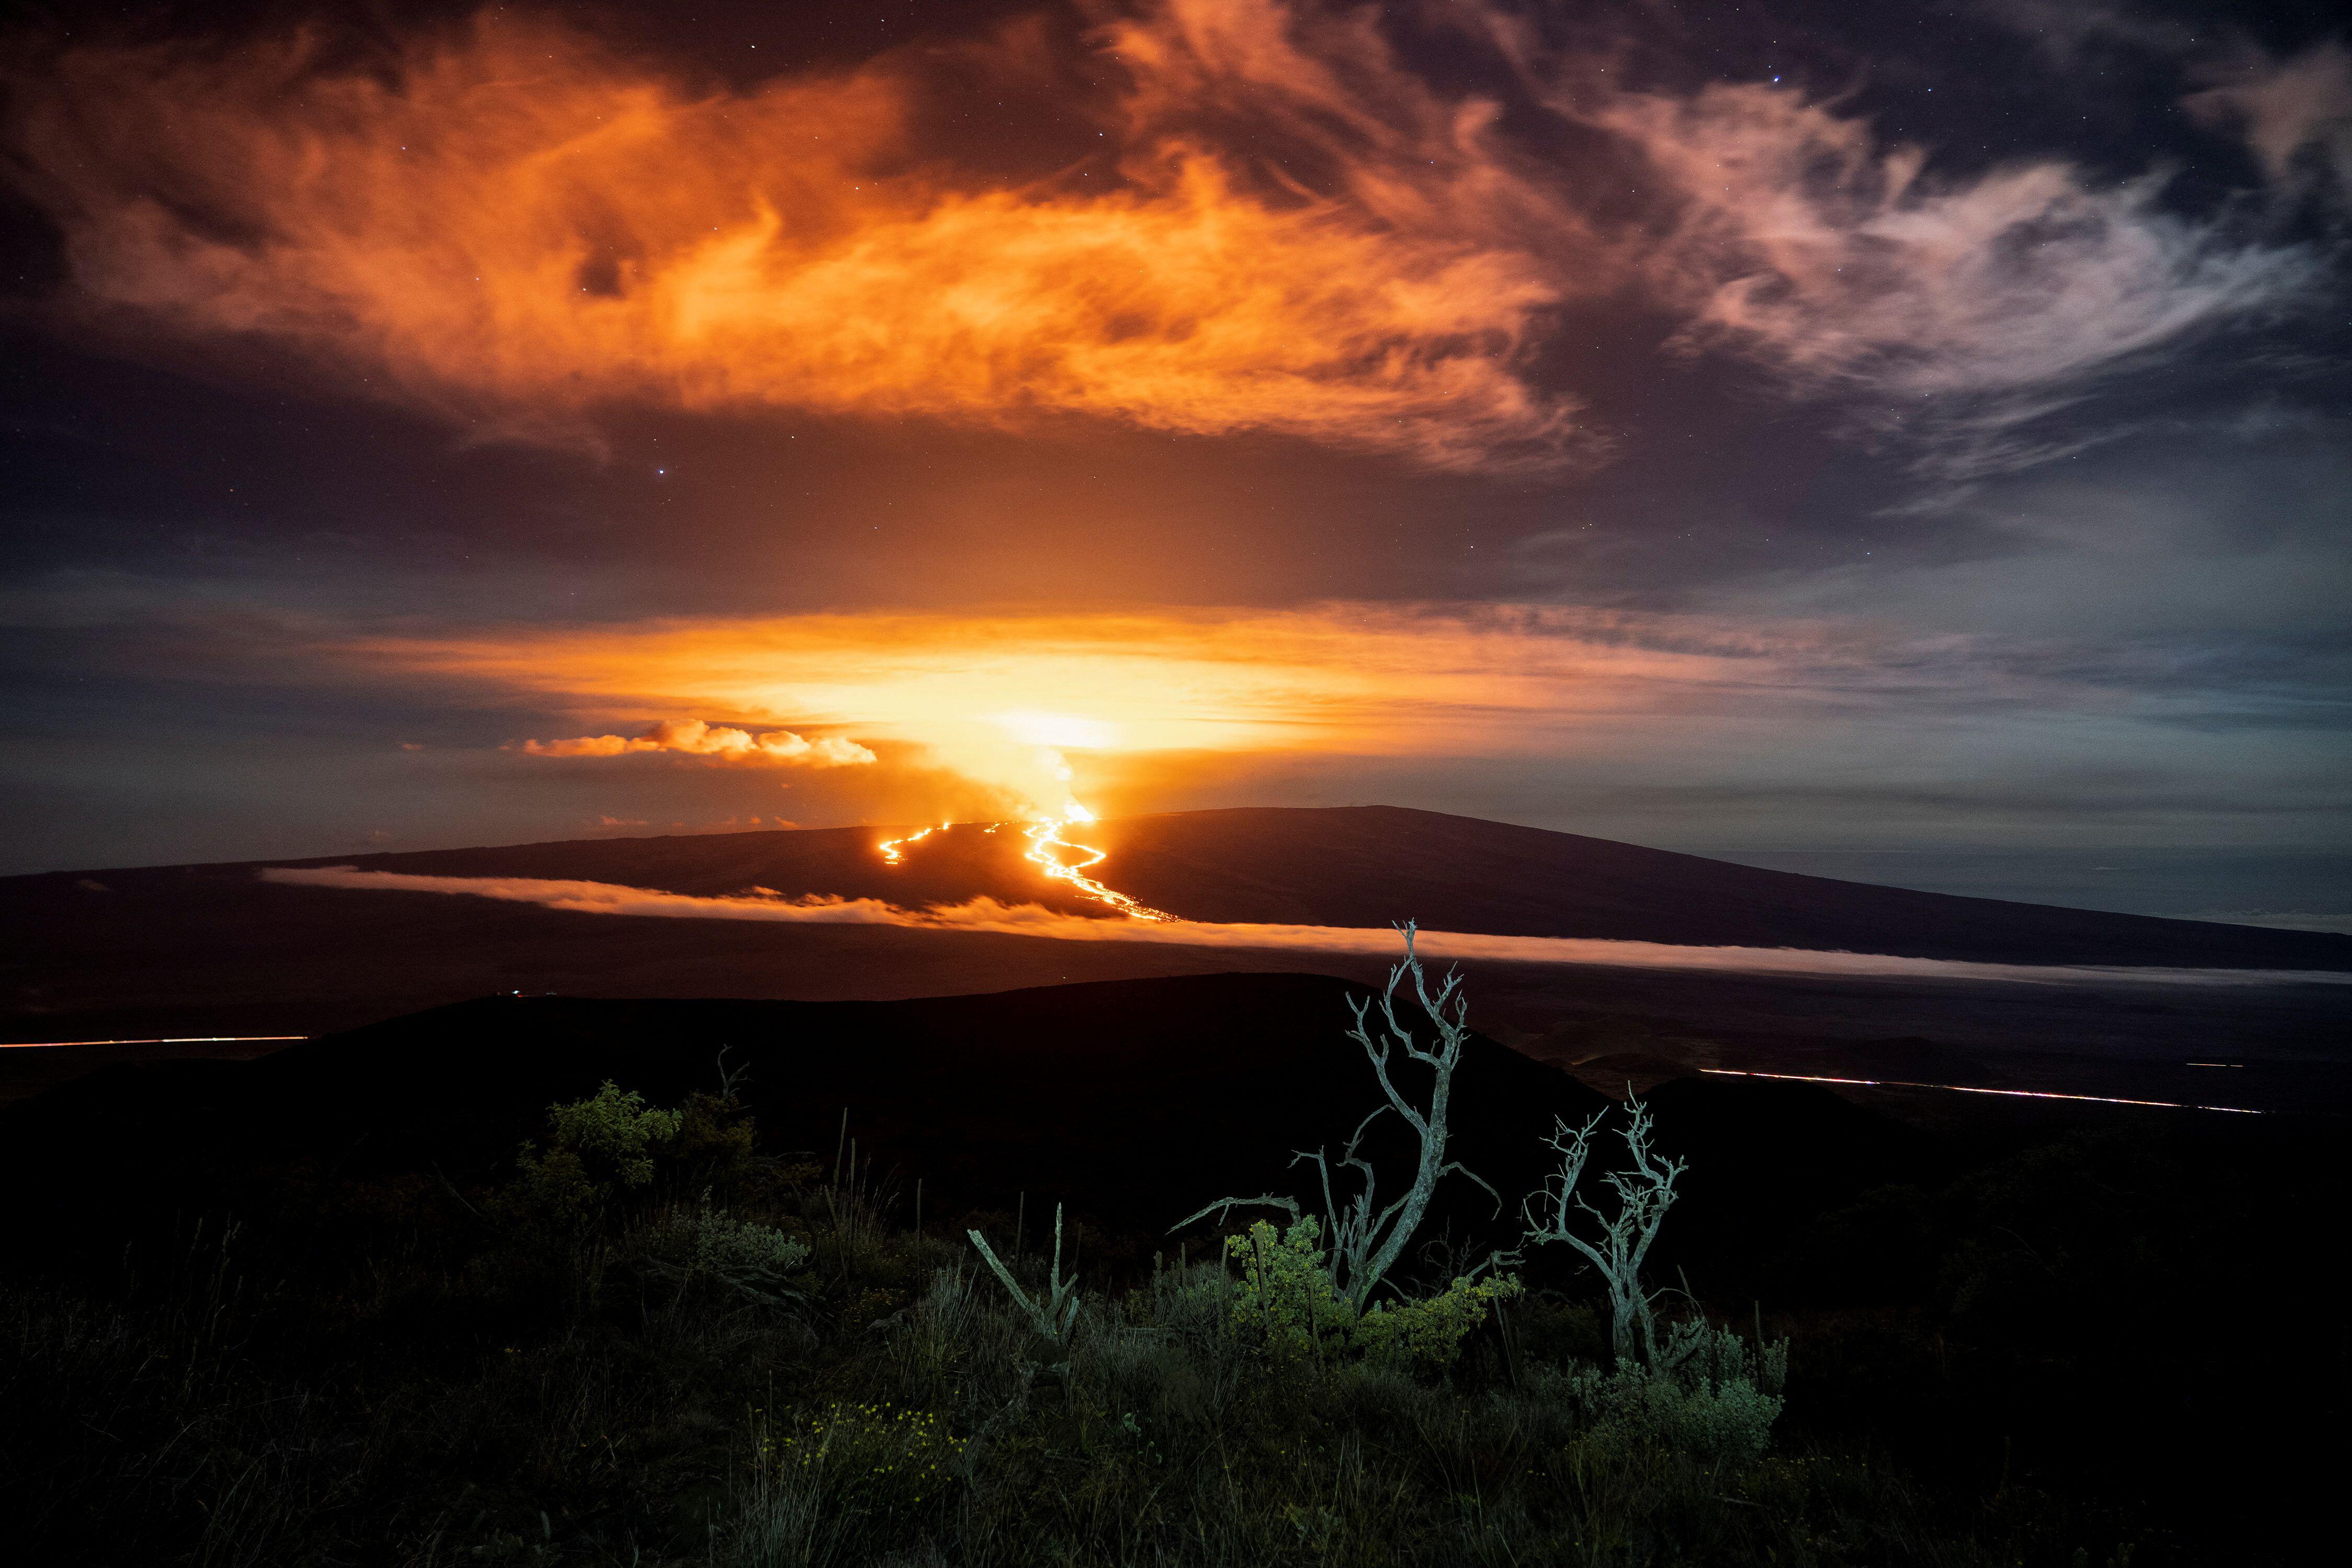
[1519,1093,1691,1366]
[1177,921,1499,1309]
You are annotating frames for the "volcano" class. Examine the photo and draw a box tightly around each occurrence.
[6,806,2347,1113]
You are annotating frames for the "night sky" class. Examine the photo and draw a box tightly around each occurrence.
[2,1,2346,914]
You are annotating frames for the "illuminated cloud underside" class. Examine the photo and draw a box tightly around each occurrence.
[353,603,1940,753]
[6,9,1585,470]
[352,602,1967,818]
[520,718,874,766]
[344,597,2322,829]
[6,1,2323,477]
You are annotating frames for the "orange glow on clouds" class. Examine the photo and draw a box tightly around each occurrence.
[5,7,1589,470]
[5,2,2311,479]
[521,717,873,765]
[357,604,1784,744]
[347,602,1824,815]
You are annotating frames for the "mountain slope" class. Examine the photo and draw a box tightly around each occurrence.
[5,805,2344,1057]
[220,804,2352,969]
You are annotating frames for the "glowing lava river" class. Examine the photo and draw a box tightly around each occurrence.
[878,807,1175,923]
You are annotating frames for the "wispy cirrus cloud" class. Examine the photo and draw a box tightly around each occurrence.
[2187,41,2352,195]
[1572,80,2322,482]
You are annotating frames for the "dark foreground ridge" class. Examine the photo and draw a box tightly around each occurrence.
[2,975,1628,1252]
[1,972,2335,1563]
[3,970,1953,1271]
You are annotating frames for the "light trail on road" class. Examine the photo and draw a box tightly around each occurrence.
[1698,1067,2262,1113]
[0,1034,309,1050]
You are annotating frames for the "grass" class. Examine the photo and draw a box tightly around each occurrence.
[3,1134,2177,1568]
[7,1030,2337,1568]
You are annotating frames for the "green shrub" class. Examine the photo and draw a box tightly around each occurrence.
[631,1205,811,1307]
[1354,1273,1524,1373]
[542,1079,682,1191]
[502,1079,684,1232]
[1226,1216,1354,1358]
[694,1211,810,1281]
[1561,1324,1789,1466]
[1226,1216,1523,1373]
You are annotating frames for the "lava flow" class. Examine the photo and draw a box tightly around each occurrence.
[876,823,947,866]
[877,808,1174,921]
[1020,805,1174,921]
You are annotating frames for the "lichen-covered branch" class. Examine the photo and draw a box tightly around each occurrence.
[1520,1094,1690,1366]
[1179,921,1498,1310]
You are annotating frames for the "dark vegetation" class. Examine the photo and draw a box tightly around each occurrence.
[0,971,2337,1564]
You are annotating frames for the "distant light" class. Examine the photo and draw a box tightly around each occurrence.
[1698,1067,2261,1114]
[1,1034,307,1050]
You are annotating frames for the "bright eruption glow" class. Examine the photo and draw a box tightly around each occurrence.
[1018,806,1174,923]
[350,602,1803,806]
[875,708,1171,920]
[875,823,947,867]
[875,807,1176,923]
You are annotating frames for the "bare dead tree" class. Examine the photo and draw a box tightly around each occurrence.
[1518,1093,1694,1367]
[1178,921,1499,1310]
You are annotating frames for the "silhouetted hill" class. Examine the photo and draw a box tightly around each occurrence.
[0,975,1589,1256]
[5,808,2344,1096]
[0,973,1939,1282]
[232,805,2352,969]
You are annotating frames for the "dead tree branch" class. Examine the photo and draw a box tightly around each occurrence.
[1519,1093,1693,1367]
[1176,921,1498,1309]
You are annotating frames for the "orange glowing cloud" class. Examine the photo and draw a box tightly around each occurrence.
[520,718,874,766]
[354,602,1812,751]
[335,600,1930,818]
[6,2,2312,482]
[3,7,1591,470]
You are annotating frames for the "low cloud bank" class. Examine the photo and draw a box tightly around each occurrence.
[260,867,2351,988]
[520,718,874,766]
